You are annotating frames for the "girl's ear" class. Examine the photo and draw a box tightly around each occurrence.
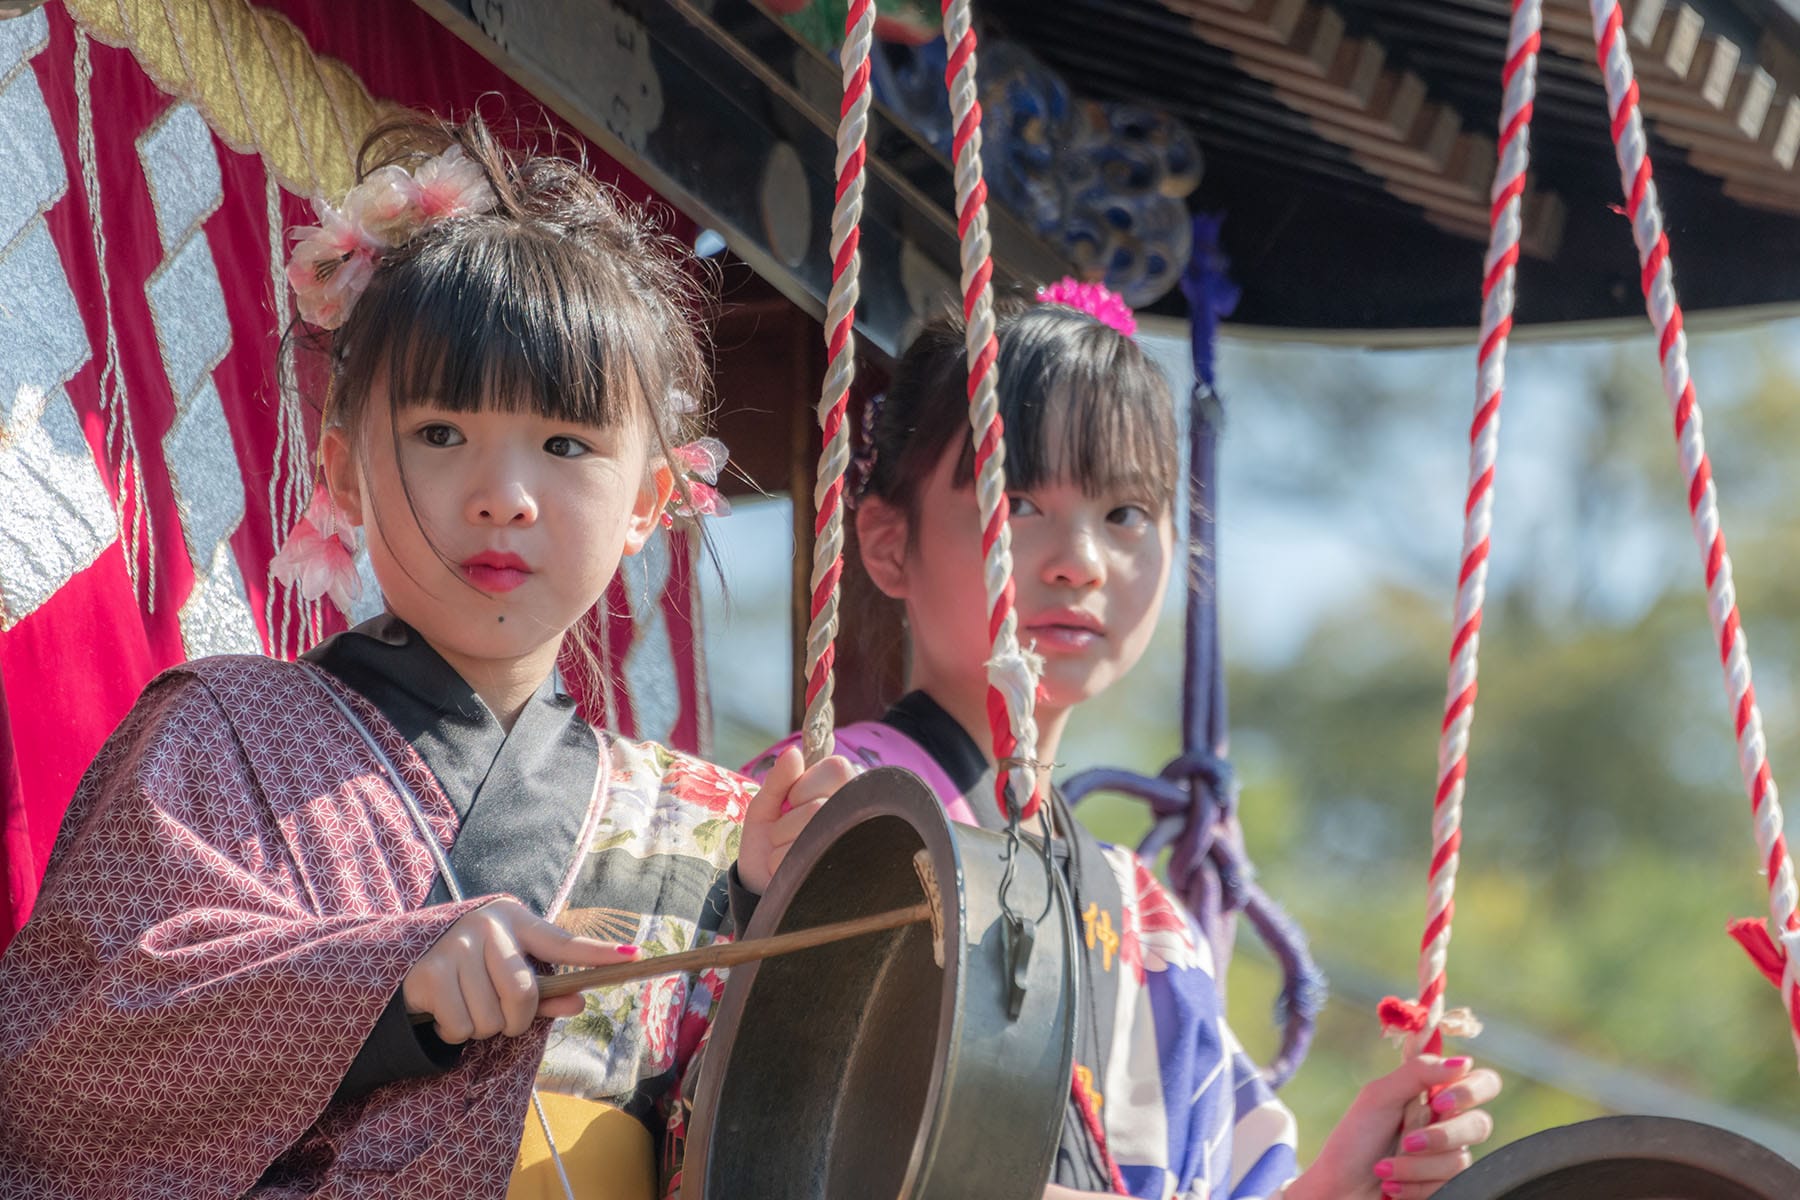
[623,465,677,557]
[855,495,912,599]
[319,426,364,526]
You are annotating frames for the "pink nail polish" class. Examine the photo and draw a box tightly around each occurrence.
[1443,1056,1472,1070]
[1431,1091,1458,1115]
[1372,1159,1395,1179]
[1402,1132,1429,1153]
[615,944,640,957]
[779,799,793,815]
[1382,1183,1404,1198]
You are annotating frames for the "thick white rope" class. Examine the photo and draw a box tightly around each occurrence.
[800,0,874,765]
[942,0,1042,812]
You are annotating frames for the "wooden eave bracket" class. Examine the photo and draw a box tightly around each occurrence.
[1542,0,1800,214]
[1166,0,1568,257]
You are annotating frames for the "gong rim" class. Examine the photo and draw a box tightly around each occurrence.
[680,767,1075,1200]
[1436,1115,1800,1200]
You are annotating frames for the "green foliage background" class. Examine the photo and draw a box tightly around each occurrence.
[1063,324,1800,1160]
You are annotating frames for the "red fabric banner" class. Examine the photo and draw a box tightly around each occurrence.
[0,1,709,949]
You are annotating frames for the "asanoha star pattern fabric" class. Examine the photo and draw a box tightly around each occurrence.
[0,653,756,1199]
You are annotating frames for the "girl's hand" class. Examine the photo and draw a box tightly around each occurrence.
[738,747,857,894]
[1287,1055,1501,1200]
[402,898,640,1043]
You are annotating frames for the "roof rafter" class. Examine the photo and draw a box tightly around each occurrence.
[1540,0,1800,212]
[1164,0,1569,254]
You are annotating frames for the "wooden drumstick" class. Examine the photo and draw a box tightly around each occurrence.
[537,900,933,1001]
[408,850,944,1025]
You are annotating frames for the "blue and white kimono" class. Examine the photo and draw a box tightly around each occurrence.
[750,691,1299,1199]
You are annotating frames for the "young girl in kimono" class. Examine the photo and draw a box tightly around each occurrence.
[0,116,850,1200]
[747,297,1502,1200]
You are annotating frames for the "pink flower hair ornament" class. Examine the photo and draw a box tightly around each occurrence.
[286,145,497,330]
[270,483,363,615]
[662,437,732,526]
[1036,276,1138,339]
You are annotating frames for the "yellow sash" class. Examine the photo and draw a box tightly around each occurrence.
[510,1091,657,1200]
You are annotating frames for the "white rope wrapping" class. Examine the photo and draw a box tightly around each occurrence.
[801,0,874,766]
[942,0,1041,808]
[1589,0,1800,1065]
[74,28,154,609]
[263,171,315,658]
[1410,0,1543,1057]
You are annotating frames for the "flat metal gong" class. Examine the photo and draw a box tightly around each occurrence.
[681,767,1077,1199]
[1436,1116,1800,1200]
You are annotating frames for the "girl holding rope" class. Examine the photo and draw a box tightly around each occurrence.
[749,294,1501,1200]
[0,113,851,1200]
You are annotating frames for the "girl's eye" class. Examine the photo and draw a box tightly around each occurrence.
[1109,504,1152,529]
[419,423,464,448]
[544,435,591,459]
[1008,495,1040,517]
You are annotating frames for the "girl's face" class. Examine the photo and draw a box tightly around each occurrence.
[323,381,667,673]
[865,430,1176,716]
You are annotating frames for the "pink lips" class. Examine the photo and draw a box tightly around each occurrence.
[1024,608,1104,653]
[460,550,531,593]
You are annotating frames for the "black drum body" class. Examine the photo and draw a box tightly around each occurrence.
[681,768,1077,1199]
[1437,1116,1800,1200]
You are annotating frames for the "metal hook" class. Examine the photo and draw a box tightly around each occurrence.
[995,788,1060,1019]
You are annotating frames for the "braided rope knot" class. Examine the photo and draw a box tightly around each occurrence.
[1729,916,1800,990]
[1378,998,1483,1045]
[986,644,1044,811]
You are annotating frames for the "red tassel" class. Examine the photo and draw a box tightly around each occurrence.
[1378,995,1430,1035]
[1727,917,1787,990]
[1070,1071,1129,1196]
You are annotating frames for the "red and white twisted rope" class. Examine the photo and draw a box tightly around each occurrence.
[1384,0,1544,1058]
[800,0,875,765]
[941,0,1042,820]
[1589,0,1800,1062]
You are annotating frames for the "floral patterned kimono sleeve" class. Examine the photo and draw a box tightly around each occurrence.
[1101,849,1299,1200]
[533,740,759,1200]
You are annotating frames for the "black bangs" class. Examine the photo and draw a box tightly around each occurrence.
[949,306,1178,507]
[343,221,659,428]
[871,303,1179,517]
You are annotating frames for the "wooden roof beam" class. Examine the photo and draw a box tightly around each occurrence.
[1540,0,1800,210]
[1166,0,1566,257]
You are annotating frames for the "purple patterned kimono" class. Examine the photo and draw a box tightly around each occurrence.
[0,620,752,1199]
[750,692,1299,1200]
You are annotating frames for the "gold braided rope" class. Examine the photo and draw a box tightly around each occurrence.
[64,0,384,200]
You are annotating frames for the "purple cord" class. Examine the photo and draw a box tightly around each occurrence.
[1063,214,1323,1089]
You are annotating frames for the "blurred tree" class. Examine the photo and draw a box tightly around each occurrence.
[1068,323,1800,1155]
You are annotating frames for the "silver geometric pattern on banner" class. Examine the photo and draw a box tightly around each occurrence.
[0,6,47,92]
[138,100,258,656]
[178,541,261,659]
[0,386,116,630]
[0,32,110,631]
[0,224,87,429]
[138,101,223,253]
[0,56,61,250]
[161,378,246,575]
